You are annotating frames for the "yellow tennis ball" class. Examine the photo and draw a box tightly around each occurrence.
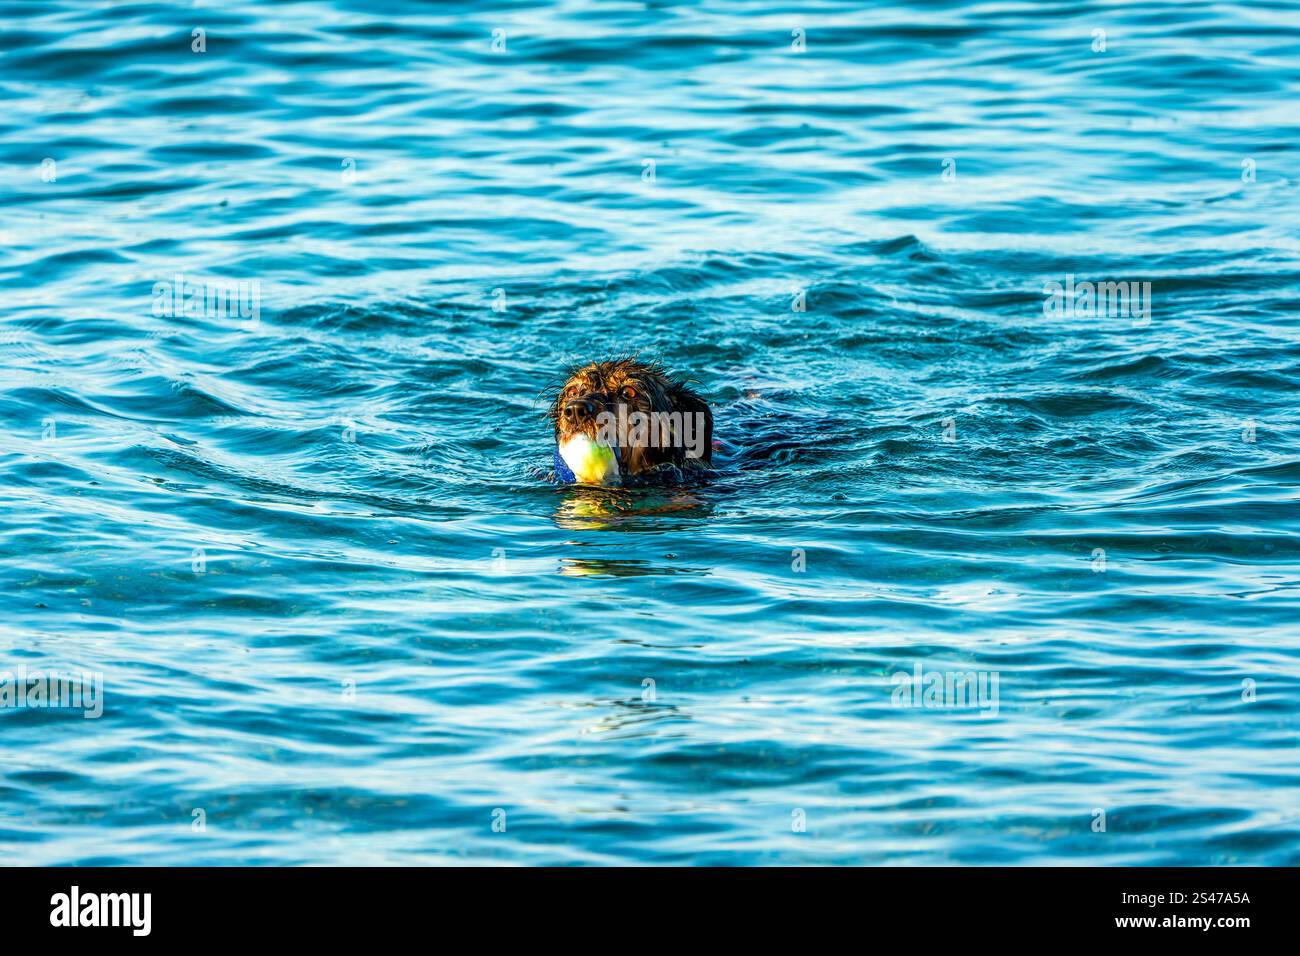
[559,434,619,485]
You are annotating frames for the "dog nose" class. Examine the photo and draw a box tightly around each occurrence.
[563,399,596,423]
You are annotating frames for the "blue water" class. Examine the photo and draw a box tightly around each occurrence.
[3,0,1299,866]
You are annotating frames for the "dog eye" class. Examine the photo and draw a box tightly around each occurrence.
[620,385,638,401]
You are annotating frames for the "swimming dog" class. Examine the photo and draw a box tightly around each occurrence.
[547,358,713,485]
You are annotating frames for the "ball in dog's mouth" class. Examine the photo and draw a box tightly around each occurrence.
[548,358,715,485]
[558,433,620,486]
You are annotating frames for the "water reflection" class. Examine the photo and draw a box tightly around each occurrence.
[552,486,714,576]
[557,556,707,578]
[562,697,691,739]
[552,486,712,532]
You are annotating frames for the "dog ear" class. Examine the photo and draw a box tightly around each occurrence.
[624,439,660,477]
[668,385,713,465]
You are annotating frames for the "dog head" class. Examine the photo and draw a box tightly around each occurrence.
[547,358,712,480]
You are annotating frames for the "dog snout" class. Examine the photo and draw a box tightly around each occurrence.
[562,397,598,424]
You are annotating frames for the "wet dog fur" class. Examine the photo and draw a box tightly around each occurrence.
[546,358,713,483]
